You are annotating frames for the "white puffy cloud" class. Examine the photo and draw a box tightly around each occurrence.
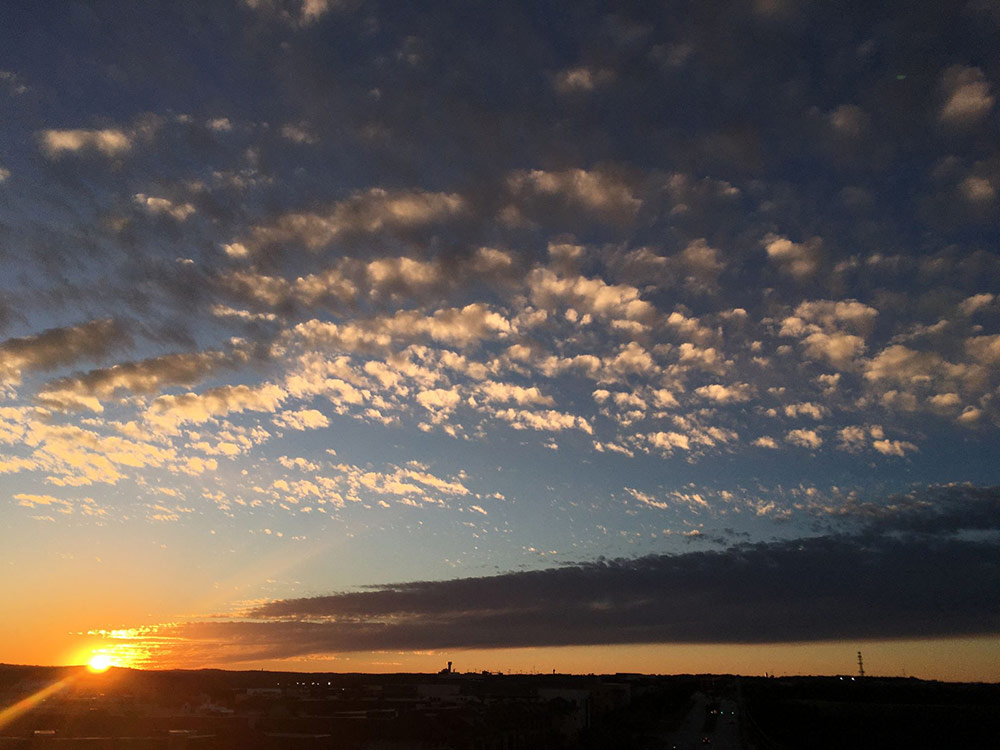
[477,381,553,406]
[666,312,717,346]
[274,409,330,431]
[828,104,869,137]
[779,299,877,369]
[366,257,441,296]
[176,456,219,476]
[39,128,131,157]
[958,294,994,316]
[624,487,669,510]
[838,425,868,451]
[528,268,656,322]
[606,342,659,378]
[134,194,196,221]
[679,239,725,286]
[790,299,878,334]
[863,345,969,392]
[507,168,642,221]
[222,242,249,258]
[960,176,996,203]
[293,304,511,354]
[786,428,822,449]
[492,408,592,434]
[695,383,752,403]
[676,343,727,372]
[553,66,615,94]
[646,431,691,452]
[801,331,866,369]
[966,334,1000,365]
[416,388,461,412]
[872,439,918,457]
[764,235,822,279]
[15,493,74,512]
[147,383,287,430]
[246,188,465,250]
[783,402,828,420]
[223,268,358,309]
[280,122,318,144]
[388,305,512,347]
[940,65,994,126]
[836,424,916,455]
[929,392,962,410]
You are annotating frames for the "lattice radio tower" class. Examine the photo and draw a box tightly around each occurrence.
[857,651,865,678]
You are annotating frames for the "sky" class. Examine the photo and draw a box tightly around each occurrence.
[1,0,999,682]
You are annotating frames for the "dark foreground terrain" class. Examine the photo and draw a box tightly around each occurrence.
[1,664,997,749]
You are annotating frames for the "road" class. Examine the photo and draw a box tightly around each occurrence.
[660,692,743,750]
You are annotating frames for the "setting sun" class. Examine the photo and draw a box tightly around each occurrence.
[87,654,112,673]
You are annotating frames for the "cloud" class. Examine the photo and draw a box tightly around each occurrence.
[10,419,179,486]
[528,268,656,325]
[813,484,1000,534]
[789,299,878,334]
[126,487,1000,661]
[37,349,241,411]
[960,176,996,204]
[872,438,918,457]
[764,235,822,280]
[786,428,822,449]
[778,299,878,370]
[695,383,752,404]
[15,493,74,513]
[966,334,1000,365]
[837,424,917,456]
[416,387,461,412]
[940,65,994,126]
[365,256,441,298]
[477,381,554,406]
[221,268,358,310]
[133,194,196,221]
[280,122,318,144]
[553,66,615,94]
[800,331,866,369]
[783,402,828,420]
[293,304,512,352]
[492,407,592,435]
[38,128,132,157]
[507,168,642,223]
[274,408,330,431]
[147,383,287,429]
[958,293,994,316]
[243,0,345,25]
[278,459,471,509]
[624,487,669,510]
[679,239,725,287]
[828,104,869,137]
[245,188,465,251]
[646,431,691,452]
[863,345,970,397]
[0,320,128,384]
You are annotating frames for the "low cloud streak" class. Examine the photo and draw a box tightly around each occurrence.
[128,486,1000,664]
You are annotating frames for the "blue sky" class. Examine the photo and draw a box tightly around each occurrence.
[1,0,999,678]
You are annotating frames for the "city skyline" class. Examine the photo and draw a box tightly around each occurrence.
[1,0,999,682]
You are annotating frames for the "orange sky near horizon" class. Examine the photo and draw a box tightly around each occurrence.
[7,633,996,684]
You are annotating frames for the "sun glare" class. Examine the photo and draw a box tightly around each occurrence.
[87,653,112,673]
